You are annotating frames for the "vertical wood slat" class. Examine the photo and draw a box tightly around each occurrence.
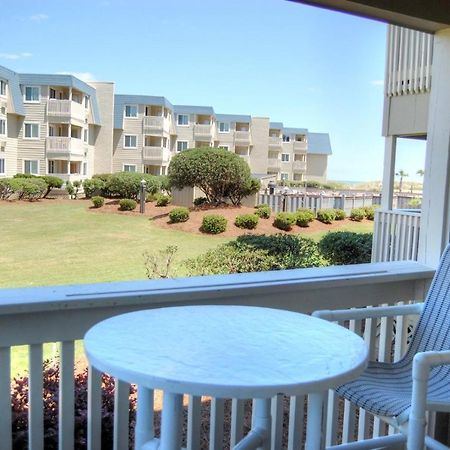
[187,395,201,450]
[209,398,224,450]
[113,379,130,450]
[29,344,44,450]
[0,346,12,450]
[270,394,284,450]
[59,341,75,450]
[287,395,304,450]
[230,398,245,448]
[87,365,102,450]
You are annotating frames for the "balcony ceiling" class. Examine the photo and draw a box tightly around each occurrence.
[289,0,450,33]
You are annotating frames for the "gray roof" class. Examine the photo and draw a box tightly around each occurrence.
[269,122,284,129]
[283,127,308,135]
[216,113,251,123]
[173,105,215,115]
[114,94,173,129]
[307,132,332,155]
[17,73,101,125]
[0,65,26,116]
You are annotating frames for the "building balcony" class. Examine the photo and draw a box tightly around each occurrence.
[0,98,7,112]
[46,137,87,158]
[267,157,281,169]
[268,136,282,149]
[143,146,171,164]
[293,141,307,152]
[234,130,251,145]
[194,124,214,139]
[143,116,171,134]
[293,160,307,171]
[47,99,87,124]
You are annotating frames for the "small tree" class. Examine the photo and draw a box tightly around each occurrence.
[168,148,259,205]
[42,176,64,198]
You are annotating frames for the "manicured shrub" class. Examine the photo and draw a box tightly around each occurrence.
[146,193,157,202]
[363,205,378,220]
[350,208,366,222]
[13,173,37,179]
[305,180,322,188]
[193,196,208,207]
[91,196,104,208]
[83,178,105,198]
[319,231,373,265]
[235,213,259,229]
[41,176,64,198]
[155,194,172,206]
[186,234,326,275]
[254,205,271,219]
[119,198,137,211]
[295,208,314,227]
[16,178,48,201]
[273,212,297,231]
[0,178,21,200]
[201,214,227,234]
[106,172,163,199]
[334,209,346,220]
[316,209,336,224]
[169,207,190,223]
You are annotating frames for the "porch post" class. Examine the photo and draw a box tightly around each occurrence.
[418,28,450,266]
[381,135,397,209]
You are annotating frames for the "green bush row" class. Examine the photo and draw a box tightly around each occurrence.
[0,175,64,200]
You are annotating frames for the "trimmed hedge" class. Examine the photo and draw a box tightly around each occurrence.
[169,207,190,223]
[91,196,104,208]
[83,178,105,198]
[316,209,336,224]
[155,194,172,206]
[334,209,346,220]
[296,209,315,227]
[118,198,137,211]
[254,205,271,219]
[201,214,227,234]
[319,231,372,265]
[350,208,365,222]
[235,214,259,229]
[273,212,297,231]
[363,205,378,220]
[42,176,63,198]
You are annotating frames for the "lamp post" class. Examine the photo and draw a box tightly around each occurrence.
[140,179,146,214]
[282,186,289,212]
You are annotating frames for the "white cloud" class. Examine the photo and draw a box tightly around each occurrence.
[29,13,49,22]
[0,52,32,60]
[370,79,384,86]
[57,71,97,82]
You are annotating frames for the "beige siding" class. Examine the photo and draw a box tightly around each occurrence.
[248,117,269,174]
[0,114,18,177]
[306,154,328,182]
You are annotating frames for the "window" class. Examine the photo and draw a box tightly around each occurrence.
[0,158,4,174]
[280,173,289,181]
[218,122,230,133]
[282,135,290,142]
[83,129,88,143]
[84,96,89,109]
[124,105,138,118]
[0,119,5,136]
[24,123,39,139]
[49,88,56,99]
[281,153,290,162]
[218,145,229,151]
[123,164,136,172]
[177,114,189,126]
[0,80,6,96]
[48,160,55,174]
[24,160,39,175]
[176,141,188,152]
[83,162,87,176]
[24,86,40,103]
[124,135,137,148]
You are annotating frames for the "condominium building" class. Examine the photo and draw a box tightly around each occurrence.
[0,64,332,183]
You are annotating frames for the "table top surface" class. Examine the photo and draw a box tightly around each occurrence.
[84,305,368,398]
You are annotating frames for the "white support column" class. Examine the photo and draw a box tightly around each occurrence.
[381,136,397,209]
[418,28,450,267]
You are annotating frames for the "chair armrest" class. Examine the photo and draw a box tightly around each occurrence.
[312,302,424,322]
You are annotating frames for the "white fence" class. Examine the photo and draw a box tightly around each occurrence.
[0,262,434,450]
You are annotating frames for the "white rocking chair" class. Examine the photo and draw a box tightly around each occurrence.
[313,244,450,450]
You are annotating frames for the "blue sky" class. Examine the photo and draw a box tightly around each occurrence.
[0,0,426,181]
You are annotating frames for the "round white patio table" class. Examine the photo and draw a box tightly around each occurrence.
[84,305,368,450]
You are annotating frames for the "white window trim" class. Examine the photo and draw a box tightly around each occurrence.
[23,86,40,103]
[0,158,5,174]
[0,80,6,97]
[281,153,290,162]
[176,114,189,127]
[218,122,230,133]
[123,164,137,172]
[24,159,39,175]
[280,172,289,181]
[176,140,189,152]
[23,122,40,140]
[0,117,6,136]
[124,104,139,118]
[124,134,138,149]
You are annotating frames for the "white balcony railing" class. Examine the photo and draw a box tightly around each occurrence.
[293,160,307,171]
[235,130,251,143]
[372,208,421,263]
[143,146,171,163]
[0,262,434,450]
[46,137,86,156]
[194,124,213,137]
[293,141,307,152]
[268,136,282,148]
[47,99,86,123]
[143,116,171,133]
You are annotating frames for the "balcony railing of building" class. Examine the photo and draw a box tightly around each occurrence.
[386,25,433,96]
[293,141,307,152]
[0,261,435,450]
[194,124,213,138]
[46,137,86,156]
[234,130,251,144]
[293,160,307,171]
[143,116,171,134]
[268,136,282,148]
[143,146,171,164]
[267,157,281,169]
[47,99,87,123]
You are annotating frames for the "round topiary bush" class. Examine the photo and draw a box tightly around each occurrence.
[350,208,366,222]
[316,209,336,224]
[155,194,172,206]
[296,209,315,227]
[319,231,373,265]
[334,209,346,220]
[273,212,297,231]
[235,213,259,229]
[169,207,190,223]
[201,214,227,234]
[118,198,137,211]
[91,196,104,208]
[254,205,271,219]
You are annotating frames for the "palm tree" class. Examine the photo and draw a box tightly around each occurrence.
[417,169,425,177]
[396,170,409,193]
